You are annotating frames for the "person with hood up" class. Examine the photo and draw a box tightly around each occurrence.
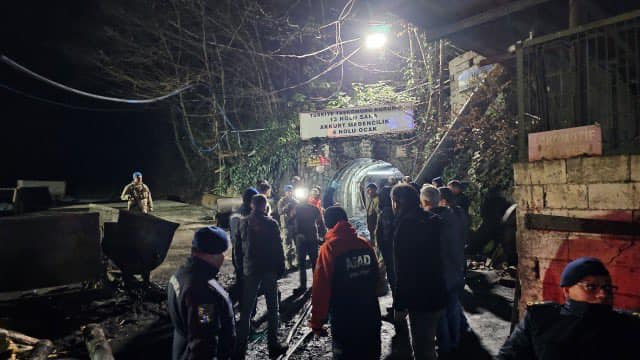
[309,206,381,359]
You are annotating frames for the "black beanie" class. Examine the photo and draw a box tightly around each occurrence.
[324,206,348,229]
[192,226,230,254]
[560,257,610,287]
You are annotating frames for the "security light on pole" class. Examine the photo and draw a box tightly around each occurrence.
[365,23,391,50]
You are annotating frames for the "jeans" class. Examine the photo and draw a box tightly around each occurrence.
[436,294,465,353]
[236,272,280,357]
[295,235,318,289]
[396,309,444,360]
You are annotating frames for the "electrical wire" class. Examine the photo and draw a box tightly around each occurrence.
[270,46,361,94]
[1,55,194,104]
[0,82,150,112]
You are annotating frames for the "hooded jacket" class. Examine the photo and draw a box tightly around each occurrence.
[310,220,381,335]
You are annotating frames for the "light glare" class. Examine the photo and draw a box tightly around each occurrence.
[294,187,308,201]
[365,33,387,49]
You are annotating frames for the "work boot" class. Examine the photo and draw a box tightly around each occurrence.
[268,342,288,358]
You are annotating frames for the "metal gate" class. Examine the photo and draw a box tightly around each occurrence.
[517,10,640,160]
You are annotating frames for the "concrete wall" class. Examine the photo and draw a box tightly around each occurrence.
[513,155,640,315]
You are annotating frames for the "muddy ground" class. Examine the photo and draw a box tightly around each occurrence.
[0,202,514,359]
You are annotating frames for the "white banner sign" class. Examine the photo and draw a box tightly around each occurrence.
[299,104,415,140]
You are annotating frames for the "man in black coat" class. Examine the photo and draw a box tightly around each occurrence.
[168,226,236,360]
[498,257,640,359]
[235,194,287,358]
[293,199,326,293]
[391,184,448,360]
[421,185,469,355]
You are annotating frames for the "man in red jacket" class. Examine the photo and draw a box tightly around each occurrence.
[309,206,381,359]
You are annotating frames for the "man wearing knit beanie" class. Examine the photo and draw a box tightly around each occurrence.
[168,226,236,360]
[498,257,640,359]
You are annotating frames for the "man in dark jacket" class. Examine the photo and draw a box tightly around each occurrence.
[376,186,396,290]
[229,188,259,304]
[392,184,448,360]
[293,198,327,293]
[168,227,236,360]
[309,206,381,359]
[447,180,470,214]
[421,185,468,355]
[235,194,287,358]
[498,257,640,360]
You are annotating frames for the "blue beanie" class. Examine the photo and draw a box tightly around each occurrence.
[192,226,229,254]
[284,185,293,192]
[132,171,142,179]
[560,257,610,287]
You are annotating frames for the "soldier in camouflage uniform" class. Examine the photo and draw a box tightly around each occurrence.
[120,171,154,214]
[277,185,298,270]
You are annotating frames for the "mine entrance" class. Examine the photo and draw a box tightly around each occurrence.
[328,158,402,218]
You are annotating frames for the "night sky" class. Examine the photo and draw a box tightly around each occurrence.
[0,1,182,198]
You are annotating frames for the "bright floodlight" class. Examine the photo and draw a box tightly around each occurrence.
[365,32,387,49]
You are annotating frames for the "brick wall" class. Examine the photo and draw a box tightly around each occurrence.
[513,155,640,315]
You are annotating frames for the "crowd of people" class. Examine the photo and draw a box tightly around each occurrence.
[165,175,640,360]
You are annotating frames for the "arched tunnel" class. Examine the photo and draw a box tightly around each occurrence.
[328,158,403,219]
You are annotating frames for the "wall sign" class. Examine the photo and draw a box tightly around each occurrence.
[528,125,602,161]
[299,104,415,140]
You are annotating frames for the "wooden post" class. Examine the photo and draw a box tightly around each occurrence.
[516,43,527,161]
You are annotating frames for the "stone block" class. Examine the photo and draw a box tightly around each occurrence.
[517,160,567,185]
[513,186,543,210]
[519,229,568,260]
[566,155,629,184]
[588,183,639,210]
[567,234,639,267]
[528,162,545,184]
[632,155,640,182]
[544,184,588,209]
[513,163,529,185]
[542,160,567,184]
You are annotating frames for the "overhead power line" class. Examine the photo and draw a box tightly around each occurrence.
[0,82,150,112]
[1,55,194,104]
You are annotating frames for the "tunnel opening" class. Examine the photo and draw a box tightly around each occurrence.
[328,158,403,219]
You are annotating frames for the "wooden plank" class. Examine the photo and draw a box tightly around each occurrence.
[525,213,640,236]
[424,0,553,41]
